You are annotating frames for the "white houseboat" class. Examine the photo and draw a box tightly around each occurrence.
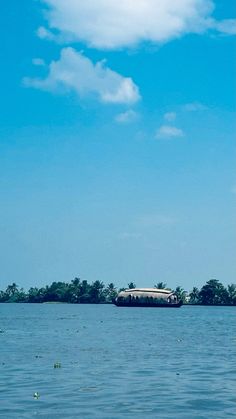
[114,288,182,308]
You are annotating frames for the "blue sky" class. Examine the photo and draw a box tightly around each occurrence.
[0,0,235,291]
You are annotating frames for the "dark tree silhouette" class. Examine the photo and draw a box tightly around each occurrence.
[154,282,167,289]
[198,279,229,305]
[189,287,199,304]
[175,286,187,303]
[128,282,136,289]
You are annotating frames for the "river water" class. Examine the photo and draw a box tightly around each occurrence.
[0,304,235,418]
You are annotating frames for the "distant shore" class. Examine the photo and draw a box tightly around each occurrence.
[1,279,235,305]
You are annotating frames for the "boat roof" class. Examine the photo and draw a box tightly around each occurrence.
[123,288,173,295]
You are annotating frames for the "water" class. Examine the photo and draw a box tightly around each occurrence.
[0,304,235,418]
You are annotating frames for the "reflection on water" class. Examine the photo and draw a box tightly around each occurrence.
[0,304,235,418]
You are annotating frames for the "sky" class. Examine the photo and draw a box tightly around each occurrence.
[0,0,236,291]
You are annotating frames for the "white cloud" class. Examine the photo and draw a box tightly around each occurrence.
[24,47,140,105]
[212,19,236,35]
[115,109,138,123]
[156,125,184,139]
[39,0,236,49]
[183,102,208,111]
[37,26,56,41]
[32,58,46,66]
[164,112,176,122]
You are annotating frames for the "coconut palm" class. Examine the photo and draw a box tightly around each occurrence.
[105,283,117,302]
[175,286,187,303]
[227,284,236,305]
[154,282,167,289]
[198,279,228,305]
[5,283,18,297]
[189,287,199,304]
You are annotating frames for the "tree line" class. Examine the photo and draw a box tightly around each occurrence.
[0,278,235,305]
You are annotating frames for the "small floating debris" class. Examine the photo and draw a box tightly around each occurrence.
[33,392,40,399]
[0,330,5,334]
[79,386,98,393]
[54,362,61,369]
[35,355,43,359]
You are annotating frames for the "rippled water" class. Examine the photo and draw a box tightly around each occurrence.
[0,304,235,418]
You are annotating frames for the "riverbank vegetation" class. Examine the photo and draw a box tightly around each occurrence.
[0,278,235,305]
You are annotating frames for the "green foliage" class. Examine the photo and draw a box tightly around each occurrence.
[104,283,118,303]
[198,279,229,305]
[127,282,136,289]
[189,287,199,304]
[89,280,105,303]
[0,278,118,304]
[227,284,236,305]
[174,286,187,303]
[154,282,167,289]
[188,279,236,305]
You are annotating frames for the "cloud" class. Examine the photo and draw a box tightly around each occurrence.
[164,112,177,122]
[32,58,46,66]
[156,125,184,139]
[39,0,236,49]
[24,47,140,105]
[115,109,138,123]
[183,102,208,111]
[37,26,56,41]
[212,19,236,35]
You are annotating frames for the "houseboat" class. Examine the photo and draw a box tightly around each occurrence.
[114,288,182,308]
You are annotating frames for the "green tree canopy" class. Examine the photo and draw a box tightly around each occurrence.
[128,282,136,289]
[189,287,199,304]
[154,282,167,289]
[198,279,229,305]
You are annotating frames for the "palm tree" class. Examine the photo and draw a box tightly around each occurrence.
[6,283,18,297]
[227,284,236,305]
[105,283,117,302]
[28,287,40,303]
[89,280,105,303]
[154,282,167,289]
[189,287,199,304]
[74,280,90,303]
[199,279,228,305]
[71,277,80,287]
[175,286,187,303]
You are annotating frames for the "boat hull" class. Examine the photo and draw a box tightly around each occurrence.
[113,300,182,308]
